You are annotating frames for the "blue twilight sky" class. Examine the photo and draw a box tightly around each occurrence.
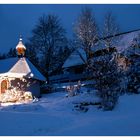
[0,4,140,53]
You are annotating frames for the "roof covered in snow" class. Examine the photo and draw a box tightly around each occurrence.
[0,57,46,81]
[63,29,140,68]
[63,48,86,68]
[117,30,140,52]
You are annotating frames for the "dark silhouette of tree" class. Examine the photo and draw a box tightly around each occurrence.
[27,14,69,83]
[25,43,39,69]
[6,48,17,58]
[0,53,6,60]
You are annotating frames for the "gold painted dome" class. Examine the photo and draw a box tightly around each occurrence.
[16,37,26,56]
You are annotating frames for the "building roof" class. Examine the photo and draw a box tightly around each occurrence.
[63,29,140,68]
[63,48,86,68]
[0,57,46,81]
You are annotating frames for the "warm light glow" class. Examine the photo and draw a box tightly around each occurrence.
[17,47,26,56]
[30,73,34,77]
[16,37,26,56]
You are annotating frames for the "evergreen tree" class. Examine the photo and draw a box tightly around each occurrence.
[0,53,6,60]
[6,48,17,58]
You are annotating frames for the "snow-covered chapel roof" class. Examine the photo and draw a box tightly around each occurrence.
[0,57,46,81]
[63,29,140,68]
[0,36,46,81]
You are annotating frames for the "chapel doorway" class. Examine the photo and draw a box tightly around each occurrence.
[1,80,8,94]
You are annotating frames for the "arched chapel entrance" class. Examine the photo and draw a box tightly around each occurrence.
[1,80,8,94]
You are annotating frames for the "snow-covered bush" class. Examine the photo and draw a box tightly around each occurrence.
[0,78,35,103]
[92,55,122,110]
[0,88,33,103]
[124,38,140,94]
[66,81,82,97]
[23,91,33,103]
[66,85,76,97]
[127,57,140,93]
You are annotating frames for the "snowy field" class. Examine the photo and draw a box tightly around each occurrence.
[0,90,140,136]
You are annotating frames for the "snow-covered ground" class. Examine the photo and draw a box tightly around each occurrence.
[0,90,140,136]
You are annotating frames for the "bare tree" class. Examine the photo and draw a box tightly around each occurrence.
[74,7,99,66]
[27,14,68,83]
[102,11,120,49]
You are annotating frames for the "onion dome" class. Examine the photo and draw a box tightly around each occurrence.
[16,36,26,57]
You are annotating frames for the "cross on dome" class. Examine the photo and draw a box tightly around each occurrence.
[19,35,23,41]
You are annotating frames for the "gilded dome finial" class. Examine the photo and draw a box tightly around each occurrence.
[16,35,26,57]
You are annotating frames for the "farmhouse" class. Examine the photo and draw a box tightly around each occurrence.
[49,29,140,83]
[0,37,46,102]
